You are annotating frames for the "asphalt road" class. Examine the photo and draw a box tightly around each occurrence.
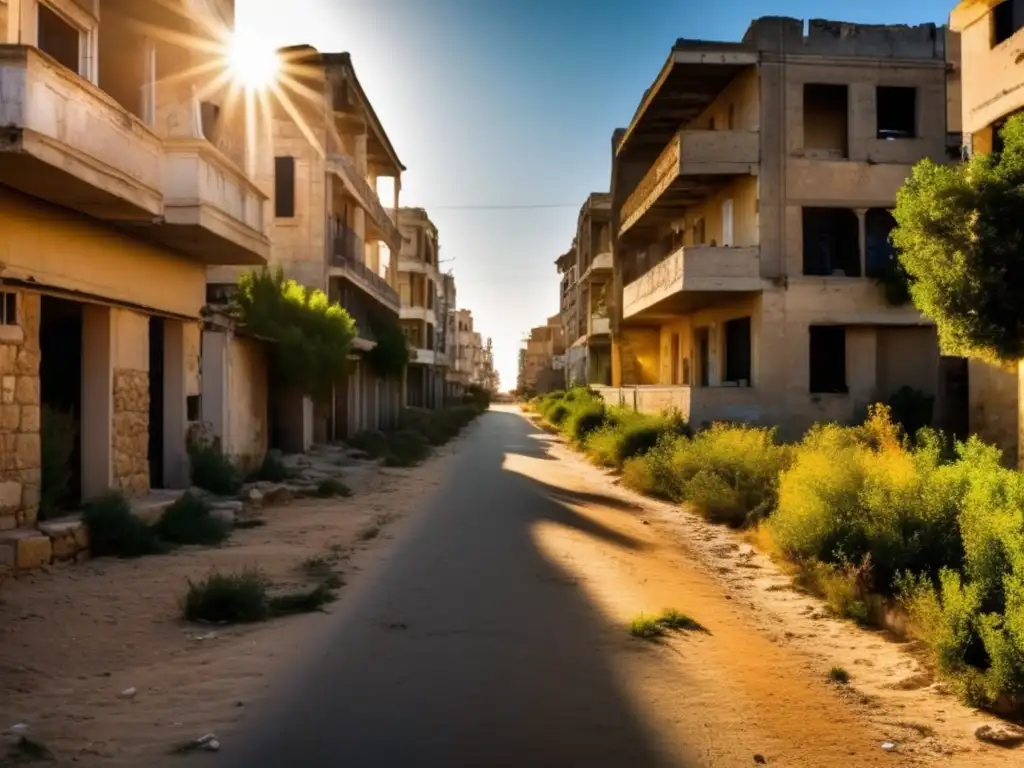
[220,409,685,767]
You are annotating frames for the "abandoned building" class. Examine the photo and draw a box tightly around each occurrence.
[604,16,962,439]
[206,45,406,450]
[520,315,567,395]
[453,309,485,390]
[558,193,613,388]
[396,207,449,409]
[0,0,269,533]
[950,0,1024,464]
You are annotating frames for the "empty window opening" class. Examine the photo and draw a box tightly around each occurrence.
[274,156,296,218]
[877,87,917,139]
[803,84,848,158]
[809,325,847,394]
[696,327,711,387]
[0,292,17,325]
[38,3,81,74]
[727,104,736,130]
[670,333,681,385]
[993,0,1024,47]
[98,13,148,120]
[708,116,716,131]
[802,208,861,277]
[724,317,752,385]
[865,209,898,278]
[692,218,706,246]
[721,199,734,247]
[426,323,435,351]
[186,395,201,423]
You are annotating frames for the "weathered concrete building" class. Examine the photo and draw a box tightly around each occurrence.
[606,16,961,438]
[520,315,566,395]
[207,45,405,449]
[454,309,484,388]
[396,207,447,409]
[950,0,1024,463]
[0,0,268,541]
[559,193,613,387]
[441,274,463,401]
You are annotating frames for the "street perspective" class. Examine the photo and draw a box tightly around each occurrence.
[4,0,1024,766]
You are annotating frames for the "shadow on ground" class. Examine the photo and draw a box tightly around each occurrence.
[215,408,693,768]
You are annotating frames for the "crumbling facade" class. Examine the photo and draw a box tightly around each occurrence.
[607,17,960,438]
[520,316,566,395]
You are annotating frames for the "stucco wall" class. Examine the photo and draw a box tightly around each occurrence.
[0,291,41,530]
[679,176,759,249]
[614,328,660,386]
[656,295,761,387]
[687,67,760,132]
[0,188,205,319]
[969,358,1019,467]
[227,335,269,466]
[953,2,1024,134]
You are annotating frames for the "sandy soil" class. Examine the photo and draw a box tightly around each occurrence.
[520,416,1017,766]
[0,444,457,766]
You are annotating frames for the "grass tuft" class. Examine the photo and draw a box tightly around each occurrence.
[155,492,229,546]
[657,607,706,633]
[183,569,271,623]
[629,614,665,640]
[315,477,352,498]
[83,490,166,559]
[828,666,851,685]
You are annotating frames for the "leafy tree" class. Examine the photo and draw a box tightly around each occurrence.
[228,268,356,399]
[893,115,1024,361]
[365,318,411,378]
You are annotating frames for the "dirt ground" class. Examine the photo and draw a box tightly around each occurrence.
[0,446,454,766]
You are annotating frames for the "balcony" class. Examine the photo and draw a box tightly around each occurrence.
[0,46,164,221]
[623,245,762,321]
[330,225,400,312]
[328,154,401,251]
[580,251,612,282]
[619,129,759,236]
[591,315,611,336]
[398,256,440,277]
[401,305,437,324]
[160,139,269,265]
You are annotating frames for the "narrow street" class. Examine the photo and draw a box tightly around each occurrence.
[217,408,927,768]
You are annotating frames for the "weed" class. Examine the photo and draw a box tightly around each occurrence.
[189,443,242,496]
[268,584,336,616]
[315,477,352,498]
[300,555,333,578]
[383,429,431,467]
[248,452,290,483]
[828,666,851,684]
[629,614,665,640]
[657,608,705,633]
[83,491,165,559]
[155,493,229,546]
[358,525,380,541]
[183,569,270,623]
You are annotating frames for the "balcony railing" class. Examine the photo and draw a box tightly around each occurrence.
[331,225,400,310]
[328,153,402,251]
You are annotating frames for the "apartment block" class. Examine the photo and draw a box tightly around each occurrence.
[520,316,566,395]
[0,0,268,532]
[396,207,447,409]
[950,0,1024,463]
[441,274,463,401]
[607,17,960,439]
[207,45,405,449]
[454,309,484,388]
[558,193,613,387]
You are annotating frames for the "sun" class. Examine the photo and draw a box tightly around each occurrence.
[226,29,279,90]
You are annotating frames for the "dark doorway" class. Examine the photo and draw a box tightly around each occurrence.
[148,317,165,489]
[865,209,898,278]
[724,317,752,384]
[938,356,969,442]
[809,325,848,394]
[39,296,83,515]
[696,328,710,387]
[802,208,861,277]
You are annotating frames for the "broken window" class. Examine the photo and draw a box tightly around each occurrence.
[724,317,752,385]
[809,326,847,394]
[274,157,296,218]
[993,0,1024,47]
[802,208,860,277]
[803,84,848,158]
[865,209,898,278]
[38,3,81,74]
[877,87,917,139]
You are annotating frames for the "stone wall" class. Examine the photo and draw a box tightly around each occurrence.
[112,369,150,497]
[0,292,41,531]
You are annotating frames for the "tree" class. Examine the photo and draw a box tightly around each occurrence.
[893,115,1024,362]
[480,337,500,393]
[365,317,411,378]
[228,268,356,400]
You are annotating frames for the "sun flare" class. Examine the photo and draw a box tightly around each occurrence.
[226,29,279,90]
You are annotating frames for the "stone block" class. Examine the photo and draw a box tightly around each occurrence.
[39,521,84,562]
[15,434,39,470]
[0,530,52,570]
[1,376,14,404]
[0,514,16,531]
[0,541,13,568]
[0,346,17,375]
[21,483,38,510]
[15,348,39,376]
[0,404,20,431]
[15,376,38,406]
[0,480,21,510]
[19,405,38,434]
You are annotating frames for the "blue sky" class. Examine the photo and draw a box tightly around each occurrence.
[239,0,953,389]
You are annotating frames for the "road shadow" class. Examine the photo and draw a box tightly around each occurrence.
[218,409,695,768]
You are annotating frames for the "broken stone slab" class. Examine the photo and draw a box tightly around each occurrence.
[975,723,1024,747]
[0,530,53,571]
[38,519,88,561]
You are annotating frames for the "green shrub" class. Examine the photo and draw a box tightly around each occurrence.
[315,478,351,498]
[83,491,165,559]
[189,443,242,496]
[586,409,689,469]
[155,493,229,546]
[348,430,389,458]
[183,569,270,623]
[464,384,491,412]
[384,429,431,467]
[887,385,935,439]
[40,405,77,520]
[546,402,571,426]
[566,401,607,442]
[248,452,290,483]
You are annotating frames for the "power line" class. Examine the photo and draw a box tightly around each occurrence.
[428,203,579,211]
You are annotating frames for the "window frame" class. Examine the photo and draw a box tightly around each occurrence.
[35,0,97,82]
[274,156,296,219]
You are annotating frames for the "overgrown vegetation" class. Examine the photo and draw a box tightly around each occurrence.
[365,318,411,378]
[228,267,356,400]
[83,491,165,559]
[348,404,485,467]
[315,478,351,498]
[40,405,77,520]
[629,608,705,640]
[182,568,337,624]
[893,113,1024,361]
[247,452,290,483]
[529,389,1024,713]
[154,492,229,546]
[189,442,242,496]
[827,666,851,685]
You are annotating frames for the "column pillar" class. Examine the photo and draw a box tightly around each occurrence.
[855,208,868,277]
[162,320,188,488]
[81,305,113,500]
